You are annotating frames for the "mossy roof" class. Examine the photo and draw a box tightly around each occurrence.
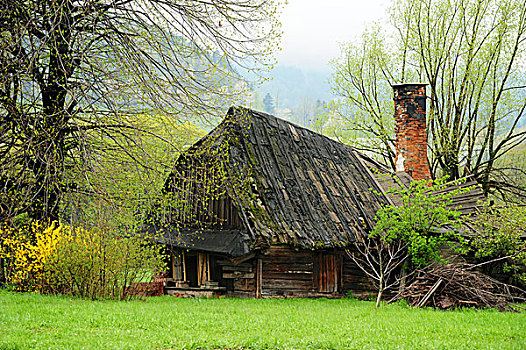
[167,107,391,250]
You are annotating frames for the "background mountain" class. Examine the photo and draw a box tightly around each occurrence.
[252,65,334,127]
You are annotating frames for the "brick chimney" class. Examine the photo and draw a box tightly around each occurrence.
[393,83,431,181]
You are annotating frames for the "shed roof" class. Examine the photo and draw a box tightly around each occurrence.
[358,153,485,215]
[147,225,252,257]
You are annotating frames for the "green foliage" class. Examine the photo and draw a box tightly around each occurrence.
[329,24,397,161]
[372,177,470,267]
[1,293,525,349]
[0,0,283,222]
[469,204,526,286]
[64,117,205,230]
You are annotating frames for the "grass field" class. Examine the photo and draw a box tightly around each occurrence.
[0,290,525,349]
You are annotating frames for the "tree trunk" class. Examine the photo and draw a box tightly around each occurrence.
[31,157,62,222]
[376,274,384,308]
[376,287,383,309]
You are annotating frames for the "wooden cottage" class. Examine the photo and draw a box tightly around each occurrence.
[148,84,484,298]
[147,105,391,297]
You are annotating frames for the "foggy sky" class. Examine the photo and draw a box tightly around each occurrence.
[277,0,390,69]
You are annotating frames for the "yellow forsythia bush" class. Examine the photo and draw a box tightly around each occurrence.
[0,222,63,292]
[0,222,166,299]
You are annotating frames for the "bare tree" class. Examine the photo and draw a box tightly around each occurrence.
[297,96,315,127]
[346,237,408,308]
[0,0,283,222]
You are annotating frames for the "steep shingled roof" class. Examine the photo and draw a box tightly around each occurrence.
[157,107,391,251]
[233,107,391,246]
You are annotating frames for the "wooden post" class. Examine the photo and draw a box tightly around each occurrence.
[256,258,262,298]
[171,250,175,280]
[182,251,187,282]
[207,254,211,282]
[197,253,207,285]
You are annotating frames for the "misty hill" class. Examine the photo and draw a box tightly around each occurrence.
[257,65,333,111]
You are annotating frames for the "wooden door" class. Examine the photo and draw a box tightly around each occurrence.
[314,252,342,293]
[171,250,184,281]
[197,253,209,286]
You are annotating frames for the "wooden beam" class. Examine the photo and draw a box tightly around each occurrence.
[230,252,256,265]
[182,251,187,282]
[256,258,262,299]
[418,278,443,308]
[207,253,211,282]
[171,250,175,280]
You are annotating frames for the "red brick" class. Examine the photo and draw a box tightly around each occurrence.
[393,84,431,181]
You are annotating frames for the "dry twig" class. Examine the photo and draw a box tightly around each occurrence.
[390,262,526,312]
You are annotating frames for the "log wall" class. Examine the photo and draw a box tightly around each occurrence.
[168,245,377,298]
[257,245,375,298]
[260,246,315,297]
[342,258,375,297]
[218,259,257,298]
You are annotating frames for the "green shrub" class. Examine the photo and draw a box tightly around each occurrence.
[469,204,526,286]
[372,177,470,267]
[0,222,166,299]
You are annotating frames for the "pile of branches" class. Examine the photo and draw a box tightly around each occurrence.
[390,263,526,312]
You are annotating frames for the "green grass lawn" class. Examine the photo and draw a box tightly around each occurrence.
[0,290,524,350]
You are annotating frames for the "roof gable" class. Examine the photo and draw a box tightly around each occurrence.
[167,107,390,248]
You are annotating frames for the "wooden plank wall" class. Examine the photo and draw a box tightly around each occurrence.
[260,246,315,297]
[174,245,377,299]
[342,246,376,297]
[258,245,375,298]
[314,252,343,293]
[217,259,257,298]
[168,156,244,228]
